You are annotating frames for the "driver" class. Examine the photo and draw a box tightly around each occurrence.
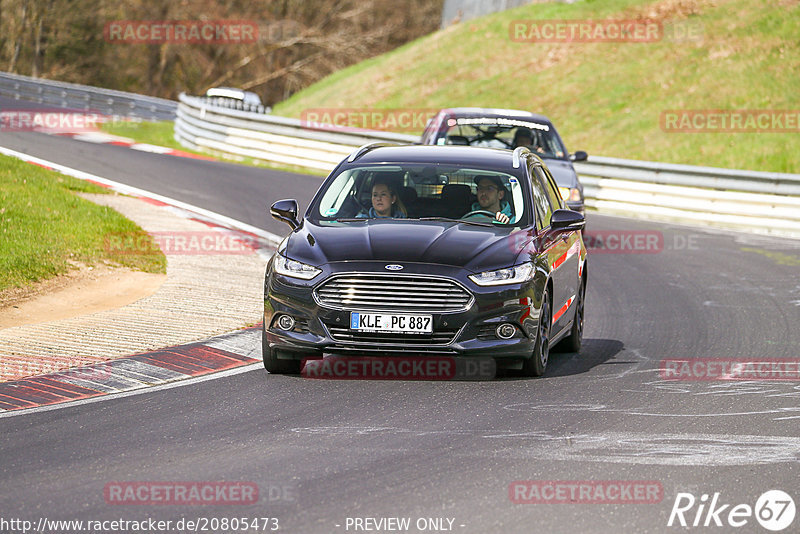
[469,176,512,223]
[512,127,544,153]
[512,127,533,149]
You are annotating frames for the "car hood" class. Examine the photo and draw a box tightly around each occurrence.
[542,158,579,188]
[285,220,521,273]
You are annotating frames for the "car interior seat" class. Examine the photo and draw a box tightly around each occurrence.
[440,184,473,218]
[446,135,470,145]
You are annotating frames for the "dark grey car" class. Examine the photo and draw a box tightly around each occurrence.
[421,107,587,213]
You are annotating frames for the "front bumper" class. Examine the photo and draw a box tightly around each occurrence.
[264,262,543,362]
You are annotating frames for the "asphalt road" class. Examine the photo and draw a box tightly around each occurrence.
[1,119,799,533]
[0,96,321,236]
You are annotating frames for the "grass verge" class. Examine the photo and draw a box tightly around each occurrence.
[273,0,800,173]
[0,154,166,292]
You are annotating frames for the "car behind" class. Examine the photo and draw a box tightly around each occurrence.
[421,107,587,213]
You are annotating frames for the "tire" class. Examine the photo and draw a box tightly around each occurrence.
[521,292,550,377]
[558,276,585,353]
[262,326,302,374]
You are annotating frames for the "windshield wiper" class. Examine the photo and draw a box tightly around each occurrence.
[418,217,494,227]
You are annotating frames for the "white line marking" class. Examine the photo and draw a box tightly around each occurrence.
[70,132,134,144]
[290,427,800,465]
[0,144,283,246]
[130,143,173,154]
[204,328,263,359]
[0,144,280,417]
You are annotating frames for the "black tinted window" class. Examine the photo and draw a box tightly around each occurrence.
[534,166,562,211]
[315,164,529,225]
[529,165,553,229]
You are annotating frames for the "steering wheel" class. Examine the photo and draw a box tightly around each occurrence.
[462,210,497,219]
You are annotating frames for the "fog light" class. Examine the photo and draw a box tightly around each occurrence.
[276,314,296,331]
[496,323,516,339]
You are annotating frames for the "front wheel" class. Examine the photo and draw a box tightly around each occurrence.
[262,327,302,374]
[521,293,550,377]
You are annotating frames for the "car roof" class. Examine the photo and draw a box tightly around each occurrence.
[349,144,539,170]
[205,87,259,100]
[437,107,553,125]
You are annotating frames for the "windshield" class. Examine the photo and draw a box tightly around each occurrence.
[314,164,529,226]
[434,117,567,159]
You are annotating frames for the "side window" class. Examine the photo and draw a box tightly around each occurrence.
[528,164,552,229]
[535,166,562,211]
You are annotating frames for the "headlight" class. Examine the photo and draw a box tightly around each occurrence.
[469,262,535,286]
[559,187,582,202]
[273,253,321,280]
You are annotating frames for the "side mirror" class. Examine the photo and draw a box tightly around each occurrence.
[270,199,300,230]
[570,150,588,162]
[550,209,585,232]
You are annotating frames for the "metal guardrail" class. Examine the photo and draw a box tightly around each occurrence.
[0,71,177,121]
[441,0,540,28]
[174,93,800,238]
[175,93,417,170]
[193,96,271,115]
[2,74,794,237]
[577,161,800,237]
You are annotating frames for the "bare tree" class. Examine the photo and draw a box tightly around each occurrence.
[0,0,444,104]
[8,0,29,73]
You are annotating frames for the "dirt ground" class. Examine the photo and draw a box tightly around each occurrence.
[0,262,166,329]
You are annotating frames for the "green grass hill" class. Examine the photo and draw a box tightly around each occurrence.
[274,0,799,173]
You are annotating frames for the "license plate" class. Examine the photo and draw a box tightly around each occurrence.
[350,312,433,334]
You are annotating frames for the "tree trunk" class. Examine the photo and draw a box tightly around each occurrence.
[9,0,29,73]
[32,5,44,77]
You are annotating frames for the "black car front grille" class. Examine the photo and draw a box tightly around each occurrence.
[325,325,459,345]
[477,325,497,340]
[314,274,472,313]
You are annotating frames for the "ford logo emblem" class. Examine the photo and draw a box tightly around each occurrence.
[385,264,403,271]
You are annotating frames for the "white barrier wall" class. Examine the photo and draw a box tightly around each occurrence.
[175,93,800,238]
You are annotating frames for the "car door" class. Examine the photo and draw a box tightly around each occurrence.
[532,163,580,334]
[529,161,565,322]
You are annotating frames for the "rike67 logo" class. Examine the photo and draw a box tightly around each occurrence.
[668,490,795,531]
